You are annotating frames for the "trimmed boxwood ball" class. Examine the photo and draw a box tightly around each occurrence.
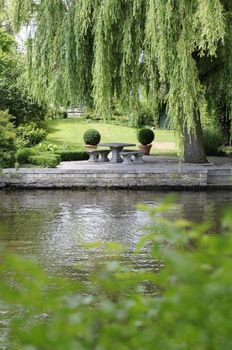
[83,129,101,145]
[138,128,155,145]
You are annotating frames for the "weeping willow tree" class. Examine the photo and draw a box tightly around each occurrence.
[7,0,232,163]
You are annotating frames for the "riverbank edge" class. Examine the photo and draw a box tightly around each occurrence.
[0,166,231,189]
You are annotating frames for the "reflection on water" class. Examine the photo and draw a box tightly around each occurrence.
[0,189,231,278]
[0,189,232,347]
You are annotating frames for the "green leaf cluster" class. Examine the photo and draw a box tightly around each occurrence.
[16,122,47,148]
[0,26,16,77]
[0,110,16,168]
[0,25,46,126]
[7,0,232,140]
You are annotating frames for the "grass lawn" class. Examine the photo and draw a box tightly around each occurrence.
[46,118,177,155]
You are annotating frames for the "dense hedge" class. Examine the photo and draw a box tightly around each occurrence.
[15,148,81,167]
[28,154,61,167]
[16,148,37,164]
[55,150,89,161]
[15,149,88,167]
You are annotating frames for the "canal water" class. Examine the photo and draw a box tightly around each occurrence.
[0,189,231,278]
[0,189,232,347]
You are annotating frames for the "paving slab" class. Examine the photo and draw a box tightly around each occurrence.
[57,155,232,171]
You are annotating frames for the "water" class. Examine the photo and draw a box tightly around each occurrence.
[0,189,231,278]
[0,189,231,347]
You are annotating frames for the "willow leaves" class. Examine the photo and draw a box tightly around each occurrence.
[8,0,230,150]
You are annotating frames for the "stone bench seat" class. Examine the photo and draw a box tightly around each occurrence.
[88,149,110,162]
[119,150,144,164]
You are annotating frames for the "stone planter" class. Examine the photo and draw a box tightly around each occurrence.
[84,144,98,150]
[138,144,152,155]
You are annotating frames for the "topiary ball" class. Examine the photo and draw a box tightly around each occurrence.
[138,128,155,145]
[83,129,101,145]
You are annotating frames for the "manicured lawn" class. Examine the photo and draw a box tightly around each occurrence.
[46,118,177,155]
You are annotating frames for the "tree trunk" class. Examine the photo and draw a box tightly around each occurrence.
[183,111,208,163]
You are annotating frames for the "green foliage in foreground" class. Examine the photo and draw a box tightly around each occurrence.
[0,200,232,349]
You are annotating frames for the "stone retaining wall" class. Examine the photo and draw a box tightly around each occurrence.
[207,168,232,188]
[0,168,208,189]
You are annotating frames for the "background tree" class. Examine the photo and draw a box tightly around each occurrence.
[0,26,46,126]
[0,110,16,168]
[7,0,232,163]
[197,1,232,145]
[0,0,12,32]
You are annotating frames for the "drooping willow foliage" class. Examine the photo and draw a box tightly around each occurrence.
[7,1,232,139]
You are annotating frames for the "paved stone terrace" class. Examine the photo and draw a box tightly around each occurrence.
[0,156,232,189]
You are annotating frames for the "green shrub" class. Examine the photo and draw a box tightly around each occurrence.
[0,110,16,168]
[34,141,69,152]
[55,150,89,161]
[84,109,102,122]
[62,111,68,119]
[48,108,68,120]
[138,127,155,145]
[0,28,46,127]
[56,110,68,119]
[0,84,47,126]
[16,147,63,167]
[130,108,155,128]
[203,127,224,156]
[16,122,47,148]
[83,129,101,145]
[28,154,61,167]
[16,148,37,164]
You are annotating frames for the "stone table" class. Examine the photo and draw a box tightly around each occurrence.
[98,143,136,163]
